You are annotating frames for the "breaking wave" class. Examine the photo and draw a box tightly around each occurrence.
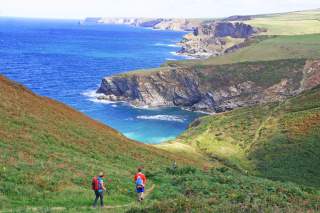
[81,89,113,104]
[166,58,177,61]
[155,43,179,47]
[137,115,185,123]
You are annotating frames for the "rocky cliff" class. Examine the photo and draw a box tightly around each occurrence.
[177,21,262,58]
[96,59,320,113]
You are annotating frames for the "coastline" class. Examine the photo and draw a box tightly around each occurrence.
[82,17,264,59]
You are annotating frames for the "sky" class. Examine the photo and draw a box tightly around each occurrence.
[1,0,320,19]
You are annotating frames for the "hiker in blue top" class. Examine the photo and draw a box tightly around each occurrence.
[134,168,147,202]
[92,172,106,208]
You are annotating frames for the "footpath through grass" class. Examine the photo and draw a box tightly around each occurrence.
[2,166,319,213]
[127,166,320,213]
[0,75,205,210]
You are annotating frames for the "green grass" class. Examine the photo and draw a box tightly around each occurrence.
[127,166,320,212]
[246,9,320,35]
[175,86,320,187]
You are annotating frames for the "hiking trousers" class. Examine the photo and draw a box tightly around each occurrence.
[136,186,145,202]
[93,190,104,207]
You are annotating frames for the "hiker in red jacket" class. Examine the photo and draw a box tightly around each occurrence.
[134,167,147,202]
[92,172,106,208]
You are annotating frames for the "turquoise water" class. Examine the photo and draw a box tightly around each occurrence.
[0,17,202,144]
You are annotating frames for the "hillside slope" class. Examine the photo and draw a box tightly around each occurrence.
[0,75,206,209]
[1,76,319,212]
[175,85,320,187]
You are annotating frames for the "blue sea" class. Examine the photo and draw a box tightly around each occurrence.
[0,17,202,144]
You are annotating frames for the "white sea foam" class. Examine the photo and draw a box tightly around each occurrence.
[136,115,185,123]
[166,58,177,61]
[81,89,102,98]
[81,89,115,104]
[129,103,152,109]
[183,55,197,60]
[167,44,179,47]
[170,51,179,56]
[88,98,115,104]
[154,43,166,46]
[155,43,179,48]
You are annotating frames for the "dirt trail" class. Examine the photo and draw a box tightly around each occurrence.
[1,184,155,213]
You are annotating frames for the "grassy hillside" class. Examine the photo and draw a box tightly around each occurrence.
[173,85,320,187]
[129,166,320,212]
[1,76,319,212]
[0,75,206,210]
[246,9,320,35]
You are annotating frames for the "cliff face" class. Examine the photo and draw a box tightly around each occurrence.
[178,22,261,58]
[96,59,320,113]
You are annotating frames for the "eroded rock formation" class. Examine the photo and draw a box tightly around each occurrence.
[96,59,320,113]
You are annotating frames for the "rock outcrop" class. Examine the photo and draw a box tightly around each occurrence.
[96,59,320,113]
[177,21,262,58]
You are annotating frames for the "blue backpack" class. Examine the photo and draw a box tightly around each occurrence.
[136,176,143,187]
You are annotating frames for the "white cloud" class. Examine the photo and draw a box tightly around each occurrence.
[1,0,320,19]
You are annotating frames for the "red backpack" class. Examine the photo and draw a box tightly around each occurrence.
[91,176,99,191]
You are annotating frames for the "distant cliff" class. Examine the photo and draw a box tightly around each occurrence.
[177,22,262,58]
[83,17,202,31]
[83,17,263,58]
[96,59,320,113]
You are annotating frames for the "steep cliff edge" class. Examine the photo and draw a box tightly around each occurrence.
[96,59,320,113]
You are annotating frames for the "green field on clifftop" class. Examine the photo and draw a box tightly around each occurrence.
[246,9,320,35]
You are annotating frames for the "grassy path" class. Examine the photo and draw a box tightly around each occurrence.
[1,184,155,213]
[247,102,284,151]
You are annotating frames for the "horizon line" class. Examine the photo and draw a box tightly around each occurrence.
[1,7,319,21]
